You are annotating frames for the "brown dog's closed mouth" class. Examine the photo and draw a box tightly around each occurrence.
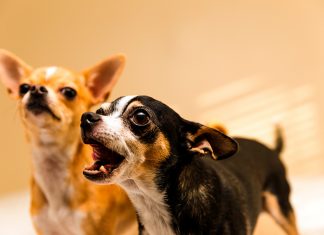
[83,143,125,180]
[27,102,61,121]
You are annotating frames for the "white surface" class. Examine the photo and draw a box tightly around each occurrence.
[0,192,34,235]
[291,177,324,235]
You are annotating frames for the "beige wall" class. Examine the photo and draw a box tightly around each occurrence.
[0,0,323,196]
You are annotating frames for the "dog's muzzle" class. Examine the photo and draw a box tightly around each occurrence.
[25,86,60,121]
[30,85,48,97]
[81,112,101,128]
[27,85,48,108]
[81,112,101,137]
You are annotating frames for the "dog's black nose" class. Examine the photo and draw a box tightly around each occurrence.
[81,112,101,129]
[30,85,48,97]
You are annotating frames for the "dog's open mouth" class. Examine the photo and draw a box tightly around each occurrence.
[26,102,61,121]
[83,142,125,181]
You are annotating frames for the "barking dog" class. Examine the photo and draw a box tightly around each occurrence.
[0,50,136,235]
[80,95,299,235]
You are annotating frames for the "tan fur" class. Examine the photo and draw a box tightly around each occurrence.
[263,192,299,235]
[0,49,136,235]
[133,133,171,188]
[207,122,228,134]
[124,101,171,178]
[142,132,171,169]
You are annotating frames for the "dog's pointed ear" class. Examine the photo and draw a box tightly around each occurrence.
[83,54,126,104]
[186,123,238,160]
[0,49,32,98]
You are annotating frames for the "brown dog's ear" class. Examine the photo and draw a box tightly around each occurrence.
[83,54,126,104]
[0,49,32,98]
[188,125,238,160]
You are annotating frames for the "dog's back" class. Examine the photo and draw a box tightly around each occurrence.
[208,129,298,235]
[170,130,298,235]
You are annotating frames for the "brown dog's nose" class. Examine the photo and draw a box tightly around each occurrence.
[30,85,48,97]
[81,112,101,129]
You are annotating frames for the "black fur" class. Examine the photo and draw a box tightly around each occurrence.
[159,138,292,234]
[130,96,295,235]
[85,95,296,235]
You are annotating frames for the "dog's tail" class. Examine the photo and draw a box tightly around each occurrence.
[274,125,284,155]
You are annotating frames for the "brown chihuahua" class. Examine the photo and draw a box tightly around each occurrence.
[0,50,136,235]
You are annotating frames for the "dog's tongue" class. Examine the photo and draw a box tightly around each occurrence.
[85,160,102,171]
[91,145,121,164]
[87,144,124,174]
[91,145,107,161]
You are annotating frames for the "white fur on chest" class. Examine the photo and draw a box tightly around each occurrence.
[31,136,79,205]
[33,206,85,235]
[32,144,70,206]
[31,139,85,235]
[122,180,175,235]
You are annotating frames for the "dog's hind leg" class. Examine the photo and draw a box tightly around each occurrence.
[263,177,299,235]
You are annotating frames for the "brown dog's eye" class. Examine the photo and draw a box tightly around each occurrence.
[60,87,77,100]
[19,83,30,96]
[130,109,150,126]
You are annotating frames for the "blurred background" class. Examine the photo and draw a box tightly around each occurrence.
[0,0,323,234]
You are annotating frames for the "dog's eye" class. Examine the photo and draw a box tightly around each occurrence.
[19,83,30,96]
[130,109,150,126]
[60,87,77,100]
[96,108,105,115]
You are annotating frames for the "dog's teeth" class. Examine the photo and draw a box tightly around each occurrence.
[84,169,101,175]
[85,161,102,171]
[100,165,109,173]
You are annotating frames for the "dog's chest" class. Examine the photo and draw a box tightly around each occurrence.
[32,148,69,204]
[31,142,86,235]
[125,180,175,235]
[33,206,85,235]
[134,195,174,235]
[31,141,79,205]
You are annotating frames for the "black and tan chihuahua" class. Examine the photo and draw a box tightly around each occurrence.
[80,95,299,235]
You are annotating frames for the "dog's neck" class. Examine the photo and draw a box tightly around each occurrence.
[27,126,85,209]
[121,177,175,235]
[121,158,218,235]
